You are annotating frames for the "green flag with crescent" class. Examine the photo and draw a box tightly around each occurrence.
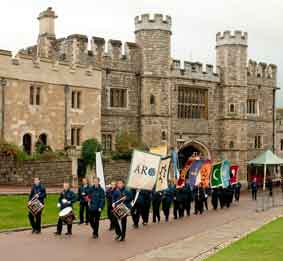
[211,162,223,188]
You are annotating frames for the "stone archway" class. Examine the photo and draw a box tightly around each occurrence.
[178,140,211,169]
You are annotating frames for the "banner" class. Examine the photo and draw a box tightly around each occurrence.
[211,162,223,188]
[230,165,239,185]
[171,149,179,179]
[221,160,231,188]
[150,144,168,157]
[127,150,161,190]
[198,160,212,188]
[188,160,204,189]
[96,152,106,191]
[155,158,171,192]
[180,158,194,181]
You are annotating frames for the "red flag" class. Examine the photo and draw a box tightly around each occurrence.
[230,165,239,185]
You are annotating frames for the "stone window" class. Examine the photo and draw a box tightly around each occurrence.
[102,134,112,152]
[71,91,81,109]
[229,141,234,149]
[30,85,41,105]
[254,136,262,149]
[161,131,167,141]
[281,139,283,151]
[39,133,47,146]
[109,88,127,108]
[177,86,208,119]
[247,99,257,114]
[229,104,235,113]
[71,127,81,146]
[23,133,32,155]
[150,95,155,105]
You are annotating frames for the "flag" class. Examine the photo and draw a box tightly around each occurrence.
[221,160,231,188]
[171,149,179,179]
[188,160,204,189]
[155,158,171,192]
[150,144,168,157]
[211,162,223,188]
[96,152,106,191]
[127,150,161,190]
[199,160,212,188]
[180,158,194,180]
[230,165,239,185]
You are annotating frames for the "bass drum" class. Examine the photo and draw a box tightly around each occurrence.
[59,207,75,224]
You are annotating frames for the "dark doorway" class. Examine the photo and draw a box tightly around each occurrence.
[178,145,200,169]
[39,133,47,145]
[23,134,32,155]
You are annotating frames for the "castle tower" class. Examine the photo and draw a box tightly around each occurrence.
[135,14,172,147]
[37,7,57,58]
[215,31,249,180]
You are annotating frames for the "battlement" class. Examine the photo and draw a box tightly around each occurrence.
[171,59,220,82]
[216,30,248,46]
[38,7,57,20]
[135,14,172,32]
[247,59,277,81]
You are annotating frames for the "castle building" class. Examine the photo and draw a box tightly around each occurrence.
[0,8,278,181]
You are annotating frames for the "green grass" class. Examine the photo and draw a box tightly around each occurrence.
[206,218,283,261]
[0,195,107,231]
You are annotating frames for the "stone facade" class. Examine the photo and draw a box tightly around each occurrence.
[0,155,72,186]
[0,7,279,182]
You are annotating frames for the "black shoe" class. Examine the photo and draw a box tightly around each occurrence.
[85,223,89,225]
[92,234,98,239]
[65,232,72,236]
[54,232,61,236]
[142,222,147,226]
[165,218,169,222]
[115,235,121,241]
[153,220,156,223]
[119,237,125,242]
[35,230,41,234]
[133,224,139,229]
[31,229,36,234]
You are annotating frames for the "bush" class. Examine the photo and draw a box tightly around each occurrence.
[81,138,102,168]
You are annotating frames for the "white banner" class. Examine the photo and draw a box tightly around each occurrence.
[156,158,171,192]
[127,150,161,191]
[96,152,106,191]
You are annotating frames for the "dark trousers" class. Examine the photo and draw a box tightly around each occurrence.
[131,203,141,226]
[173,200,185,219]
[194,199,204,215]
[204,198,208,210]
[162,199,171,221]
[185,200,191,216]
[235,191,240,201]
[89,210,101,236]
[152,200,161,222]
[252,190,257,200]
[141,203,150,224]
[57,218,72,234]
[114,216,127,239]
[107,205,115,230]
[79,202,89,224]
[28,211,42,232]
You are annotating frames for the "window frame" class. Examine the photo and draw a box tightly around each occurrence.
[108,87,128,109]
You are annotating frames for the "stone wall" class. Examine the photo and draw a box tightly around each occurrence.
[103,159,130,184]
[0,155,72,186]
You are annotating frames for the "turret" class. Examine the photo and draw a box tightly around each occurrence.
[135,14,172,76]
[216,30,248,86]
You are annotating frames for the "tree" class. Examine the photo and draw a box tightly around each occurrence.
[81,138,102,169]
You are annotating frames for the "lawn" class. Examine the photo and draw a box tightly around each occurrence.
[206,218,283,261]
[0,194,108,231]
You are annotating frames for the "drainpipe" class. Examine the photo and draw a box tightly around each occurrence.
[64,85,70,149]
[1,78,7,140]
[273,87,280,153]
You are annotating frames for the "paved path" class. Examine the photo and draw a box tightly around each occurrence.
[0,193,281,261]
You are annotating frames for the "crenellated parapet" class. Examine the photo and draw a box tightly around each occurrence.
[247,59,277,86]
[135,14,172,32]
[171,59,220,82]
[216,30,248,47]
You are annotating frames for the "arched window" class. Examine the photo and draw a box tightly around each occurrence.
[161,131,166,141]
[23,134,32,155]
[229,104,235,113]
[150,95,155,105]
[39,133,47,146]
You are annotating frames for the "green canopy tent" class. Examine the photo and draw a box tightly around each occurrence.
[248,150,283,191]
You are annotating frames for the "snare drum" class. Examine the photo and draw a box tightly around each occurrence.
[59,207,75,224]
[112,203,130,220]
[28,197,44,216]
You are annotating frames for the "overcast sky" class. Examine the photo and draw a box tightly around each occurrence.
[1,0,282,106]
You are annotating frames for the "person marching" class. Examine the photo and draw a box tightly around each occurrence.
[173,179,186,219]
[211,188,219,210]
[152,188,162,223]
[140,190,151,225]
[78,178,90,225]
[162,180,174,222]
[88,177,105,239]
[106,181,117,230]
[28,177,46,234]
[251,178,258,200]
[112,180,132,242]
[194,185,205,215]
[54,182,77,236]
[234,182,241,202]
[185,182,193,216]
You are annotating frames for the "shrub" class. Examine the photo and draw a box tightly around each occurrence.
[81,138,102,168]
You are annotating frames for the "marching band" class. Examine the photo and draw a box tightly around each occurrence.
[27,175,242,242]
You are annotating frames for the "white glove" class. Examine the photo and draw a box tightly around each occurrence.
[62,199,67,204]
[57,203,61,208]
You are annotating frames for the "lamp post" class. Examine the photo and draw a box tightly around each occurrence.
[1,77,7,140]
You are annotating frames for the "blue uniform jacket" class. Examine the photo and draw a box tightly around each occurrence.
[162,185,174,203]
[88,185,105,212]
[29,184,46,204]
[78,184,91,204]
[58,189,77,210]
[112,187,132,209]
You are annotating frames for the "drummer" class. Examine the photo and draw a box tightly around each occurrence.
[54,182,77,236]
